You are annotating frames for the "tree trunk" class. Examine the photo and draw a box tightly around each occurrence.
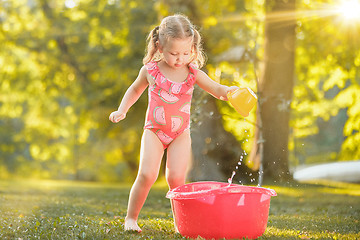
[250,0,296,182]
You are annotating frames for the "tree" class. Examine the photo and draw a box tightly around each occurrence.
[250,0,296,182]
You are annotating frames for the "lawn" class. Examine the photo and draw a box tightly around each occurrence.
[0,179,359,239]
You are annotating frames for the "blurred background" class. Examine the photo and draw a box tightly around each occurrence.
[1,0,359,183]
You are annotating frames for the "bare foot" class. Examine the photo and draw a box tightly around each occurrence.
[124,218,142,232]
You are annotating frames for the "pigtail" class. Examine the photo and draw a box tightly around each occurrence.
[191,28,206,69]
[143,26,160,65]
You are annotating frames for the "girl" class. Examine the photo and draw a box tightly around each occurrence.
[109,14,238,232]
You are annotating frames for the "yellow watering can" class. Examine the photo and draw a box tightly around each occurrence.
[227,87,257,117]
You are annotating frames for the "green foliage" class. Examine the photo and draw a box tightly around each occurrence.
[1,0,360,180]
[0,0,266,180]
[0,0,157,180]
[0,179,359,239]
[290,0,360,165]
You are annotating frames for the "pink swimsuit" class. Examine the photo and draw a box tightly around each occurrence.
[144,61,198,149]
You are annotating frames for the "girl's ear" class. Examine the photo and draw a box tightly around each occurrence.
[157,41,163,53]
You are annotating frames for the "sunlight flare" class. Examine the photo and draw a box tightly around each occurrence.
[338,0,360,20]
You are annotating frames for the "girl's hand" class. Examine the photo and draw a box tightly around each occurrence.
[220,86,239,101]
[109,110,126,123]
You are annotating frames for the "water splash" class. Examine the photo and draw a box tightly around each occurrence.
[227,171,236,186]
[227,153,247,186]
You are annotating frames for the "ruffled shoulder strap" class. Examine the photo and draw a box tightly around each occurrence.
[187,63,198,85]
[145,61,159,81]
[145,61,169,86]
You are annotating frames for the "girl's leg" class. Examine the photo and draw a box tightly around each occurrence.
[166,130,192,232]
[125,129,164,232]
[166,129,192,189]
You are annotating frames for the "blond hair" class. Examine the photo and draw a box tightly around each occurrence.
[143,14,206,68]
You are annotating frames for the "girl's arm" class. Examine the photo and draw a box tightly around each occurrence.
[196,70,238,101]
[109,66,149,123]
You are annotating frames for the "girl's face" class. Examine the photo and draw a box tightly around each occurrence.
[159,37,193,69]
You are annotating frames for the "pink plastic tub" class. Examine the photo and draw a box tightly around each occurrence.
[166,181,277,239]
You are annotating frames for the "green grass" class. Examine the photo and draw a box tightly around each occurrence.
[0,179,359,239]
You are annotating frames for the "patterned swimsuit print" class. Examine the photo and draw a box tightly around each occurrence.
[144,61,198,149]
